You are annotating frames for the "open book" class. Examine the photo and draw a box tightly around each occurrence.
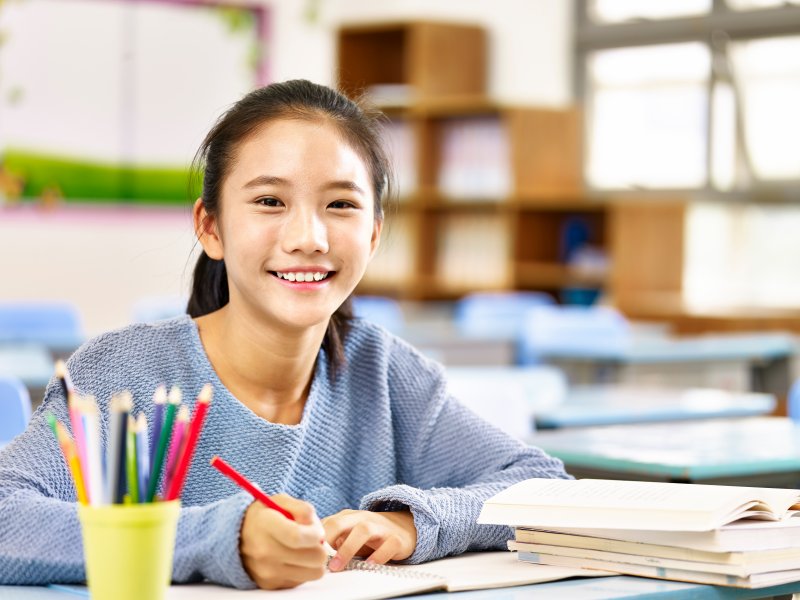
[165,551,610,600]
[477,478,800,531]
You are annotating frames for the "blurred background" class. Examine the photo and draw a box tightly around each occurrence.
[3,0,800,413]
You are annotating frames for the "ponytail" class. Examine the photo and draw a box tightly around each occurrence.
[186,253,228,318]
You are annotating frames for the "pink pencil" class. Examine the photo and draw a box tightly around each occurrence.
[164,404,189,486]
[164,385,212,501]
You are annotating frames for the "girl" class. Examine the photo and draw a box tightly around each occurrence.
[0,80,569,590]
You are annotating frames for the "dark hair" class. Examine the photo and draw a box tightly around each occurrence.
[187,79,393,372]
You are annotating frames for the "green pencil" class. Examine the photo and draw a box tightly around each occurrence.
[146,386,181,502]
[126,415,138,504]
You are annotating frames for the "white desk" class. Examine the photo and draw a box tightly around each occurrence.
[535,385,776,429]
[538,332,794,397]
[5,576,800,600]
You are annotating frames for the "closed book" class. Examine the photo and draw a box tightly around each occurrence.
[509,539,800,577]
[516,550,800,589]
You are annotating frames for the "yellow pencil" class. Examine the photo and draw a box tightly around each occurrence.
[56,422,89,505]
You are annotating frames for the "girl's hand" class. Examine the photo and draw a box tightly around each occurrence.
[321,509,417,572]
[239,494,329,589]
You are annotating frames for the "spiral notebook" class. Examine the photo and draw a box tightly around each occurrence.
[165,551,610,599]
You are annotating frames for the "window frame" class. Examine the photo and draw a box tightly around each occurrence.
[575,0,800,200]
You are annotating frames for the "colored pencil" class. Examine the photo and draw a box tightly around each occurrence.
[147,387,181,502]
[81,397,103,507]
[164,404,189,488]
[55,422,88,505]
[210,455,336,557]
[126,415,138,503]
[164,385,212,501]
[210,456,293,519]
[135,413,150,504]
[54,360,72,399]
[67,394,89,497]
[55,361,90,497]
[106,393,131,504]
[148,385,167,469]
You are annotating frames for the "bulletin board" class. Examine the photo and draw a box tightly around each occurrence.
[0,0,268,204]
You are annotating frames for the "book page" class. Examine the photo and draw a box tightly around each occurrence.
[484,479,799,514]
[166,569,441,600]
[395,550,611,591]
[164,552,607,599]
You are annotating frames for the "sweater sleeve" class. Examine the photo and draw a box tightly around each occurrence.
[358,339,571,564]
[0,379,257,589]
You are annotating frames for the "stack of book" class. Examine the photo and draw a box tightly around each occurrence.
[478,478,800,588]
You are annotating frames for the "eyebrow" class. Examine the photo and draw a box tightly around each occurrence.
[242,175,366,196]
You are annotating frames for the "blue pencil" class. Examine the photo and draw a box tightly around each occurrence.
[148,385,167,468]
[135,413,150,503]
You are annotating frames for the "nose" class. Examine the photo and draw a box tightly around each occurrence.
[282,206,329,255]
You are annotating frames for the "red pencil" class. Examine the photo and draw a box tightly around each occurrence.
[210,455,336,557]
[164,384,212,501]
[209,455,294,520]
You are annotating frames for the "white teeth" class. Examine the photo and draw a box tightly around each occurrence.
[276,271,329,282]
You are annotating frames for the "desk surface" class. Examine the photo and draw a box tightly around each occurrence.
[4,576,799,600]
[538,332,795,364]
[535,386,776,429]
[534,416,800,483]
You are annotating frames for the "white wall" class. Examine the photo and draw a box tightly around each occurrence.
[269,0,574,107]
[0,0,574,337]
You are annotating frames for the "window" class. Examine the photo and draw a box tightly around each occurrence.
[578,1,800,309]
[587,43,710,189]
[578,0,800,192]
[589,0,711,24]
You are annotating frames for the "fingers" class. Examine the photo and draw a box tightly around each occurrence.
[251,559,327,590]
[240,499,329,590]
[323,509,419,572]
[272,493,317,525]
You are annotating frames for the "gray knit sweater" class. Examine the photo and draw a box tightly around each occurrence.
[0,315,569,588]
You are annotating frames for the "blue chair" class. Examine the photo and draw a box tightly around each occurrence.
[352,296,405,334]
[788,379,800,423]
[454,291,554,341]
[0,376,31,443]
[0,302,84,350]
[518,304,630,365]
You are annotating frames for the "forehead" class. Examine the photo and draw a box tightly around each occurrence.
[228,118,371,187]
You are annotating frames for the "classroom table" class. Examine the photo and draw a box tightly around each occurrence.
[534,385,776,429]
[3,576,798,600]
[537,332,794,397]
[533,416,800,487]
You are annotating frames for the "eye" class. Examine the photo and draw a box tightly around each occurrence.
[328,200,357,210]
[255,196,284,208]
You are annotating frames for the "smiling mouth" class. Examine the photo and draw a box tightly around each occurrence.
[269,270,335,282]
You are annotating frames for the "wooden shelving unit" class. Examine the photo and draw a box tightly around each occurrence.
[339,21,688,305]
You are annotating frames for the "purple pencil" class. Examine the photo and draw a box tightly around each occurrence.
[148,385,167,467]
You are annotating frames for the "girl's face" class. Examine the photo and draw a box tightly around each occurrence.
[196,117,382,331]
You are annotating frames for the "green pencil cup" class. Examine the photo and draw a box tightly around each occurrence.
[77,501,180,600]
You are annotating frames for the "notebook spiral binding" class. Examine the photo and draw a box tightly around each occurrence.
[343,558,444,581]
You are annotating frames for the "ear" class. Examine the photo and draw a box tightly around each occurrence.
[368,217,383,259]
[192,198,224,260]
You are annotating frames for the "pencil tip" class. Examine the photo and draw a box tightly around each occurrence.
[168,386,183,405]
[153,385,167,404]
[198,384,213,403]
